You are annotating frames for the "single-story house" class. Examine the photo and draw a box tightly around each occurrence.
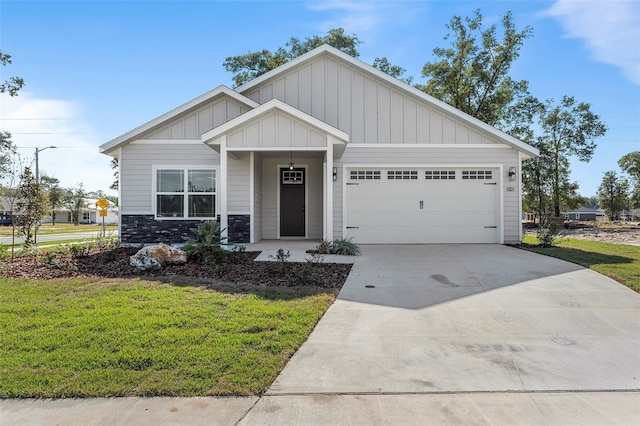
[564,207,606,222]
[47,198,119,225]
[100,45,538,245]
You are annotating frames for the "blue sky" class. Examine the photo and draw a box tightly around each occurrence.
[1,0,638,197]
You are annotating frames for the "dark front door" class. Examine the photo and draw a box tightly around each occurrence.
[280,167,305,237]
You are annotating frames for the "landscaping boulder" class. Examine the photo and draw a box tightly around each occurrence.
[129,243,187,271]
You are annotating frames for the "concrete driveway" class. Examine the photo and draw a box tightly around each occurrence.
[269,244,640,393]
[244,244,640,424]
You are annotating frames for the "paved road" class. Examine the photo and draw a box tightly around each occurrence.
[0,231,117,245]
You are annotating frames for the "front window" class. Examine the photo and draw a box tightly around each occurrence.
[156,168,216,219]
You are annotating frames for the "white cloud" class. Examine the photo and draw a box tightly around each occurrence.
[308,0,418,33]
[545,0,640,84]
[0,93,115,195]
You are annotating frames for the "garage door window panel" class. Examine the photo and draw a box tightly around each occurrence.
[350,170,381,180]
[462,170,493,180]
[387,170,418,180]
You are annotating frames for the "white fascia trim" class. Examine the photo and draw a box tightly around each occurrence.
[202,99,349,144]
[228,147,329,152]
[131,139,203,145]
[343,163,504,169]
[100,86,259,154]
[346,144,511,149]
[120,211,154,215]
[236,44,538,158]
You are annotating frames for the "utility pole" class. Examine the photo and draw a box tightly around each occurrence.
[34,146,56,244]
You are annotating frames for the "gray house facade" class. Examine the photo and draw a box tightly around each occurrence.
[100,45,538,245]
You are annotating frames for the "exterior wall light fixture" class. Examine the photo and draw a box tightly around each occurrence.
[508,167,517,181]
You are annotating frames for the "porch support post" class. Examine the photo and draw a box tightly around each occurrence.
[249,151,255,243]
[325,137,334,241]
[220,136,228,242]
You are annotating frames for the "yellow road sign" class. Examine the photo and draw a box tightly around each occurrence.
[99,209,108,217]
[96,197,109,209]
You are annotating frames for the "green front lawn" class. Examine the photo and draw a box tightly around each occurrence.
[0,278,334,397]
[522,236,640,293]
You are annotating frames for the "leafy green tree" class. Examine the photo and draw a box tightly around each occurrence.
[598,171,629,220]
[372,57,414,84]
[538,96,607,217]
[40,175,64,225]
[419,9,533,126]
[63,184,87,226]
[109,158,119,190]
[0,51,24,96]
[522,139,554,222]
[1,51,23,179]
[0,131,16,179]
[16,167,47,247]
[618,151,640,208]
[224,28,361,87]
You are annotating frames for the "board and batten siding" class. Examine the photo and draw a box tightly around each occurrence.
[139,97,250,140]
[120,143,219,213]
[334,146,521,243]
[226,110,326,149]
[242,54,499,146]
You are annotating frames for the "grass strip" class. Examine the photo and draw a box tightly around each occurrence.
[0,278,334,397]
[522,236,639,293]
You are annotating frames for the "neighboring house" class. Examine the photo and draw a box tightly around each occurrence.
[564,207,606,222]
[0,196,17,225]
[48,198,118,225]
[100,45,538,245]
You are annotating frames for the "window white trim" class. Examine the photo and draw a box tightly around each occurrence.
[152,165,218,220]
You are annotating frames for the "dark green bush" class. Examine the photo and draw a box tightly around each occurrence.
[183,221,228,264]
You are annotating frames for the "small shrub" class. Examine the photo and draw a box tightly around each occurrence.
[269,248,290,262]
[69,243,91,259]
[183,221,228,264]
[537,219,561,247]
[231,244,246,253]
[0,244,8,260]
[312,240,332,255]
[331,237,361,256]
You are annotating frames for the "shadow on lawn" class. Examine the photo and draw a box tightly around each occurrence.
[525,245,634,268]
[144,275,341,299]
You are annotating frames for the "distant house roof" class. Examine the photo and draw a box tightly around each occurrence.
[565,207,605,215]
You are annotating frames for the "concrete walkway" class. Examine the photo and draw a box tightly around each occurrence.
[2,245,639,425]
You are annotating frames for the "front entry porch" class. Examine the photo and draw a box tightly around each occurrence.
[201,99,349,245]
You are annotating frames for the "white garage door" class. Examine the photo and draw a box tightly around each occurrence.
[345,168,500,244]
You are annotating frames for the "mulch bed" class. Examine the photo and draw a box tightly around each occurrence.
[0,247,352,289]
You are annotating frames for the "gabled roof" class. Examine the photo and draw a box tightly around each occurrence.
[202,98,349,144]
[235,44,539,158]
[100,86,259,155]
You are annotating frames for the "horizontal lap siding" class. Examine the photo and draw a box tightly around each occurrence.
[254,155,263,241]
[334,147,521,243]
[261,158,278,239]
[228,155,250,212]
[140,98,248,140]
[121,144,219,213]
